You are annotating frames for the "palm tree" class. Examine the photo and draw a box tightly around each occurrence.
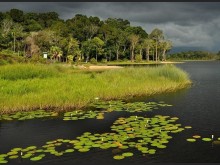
[50,46,63,61]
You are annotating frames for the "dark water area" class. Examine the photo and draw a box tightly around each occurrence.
[0,61,220,164]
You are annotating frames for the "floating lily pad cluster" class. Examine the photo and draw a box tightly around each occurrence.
[0,115,189,163]
[0,100,172,122]
[186,135,220,143]
[63,110,104,121]
[63,101,172,121]
[90,100,172,113]
[0,110,58,121]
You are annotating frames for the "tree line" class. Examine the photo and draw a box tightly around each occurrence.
[168,51,218,60]
[0,9,173,63]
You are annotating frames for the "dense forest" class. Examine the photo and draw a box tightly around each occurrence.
[168,51,219,60]
[0,9,173,63]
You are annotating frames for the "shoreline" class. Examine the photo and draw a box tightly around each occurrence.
[88,65,124,70]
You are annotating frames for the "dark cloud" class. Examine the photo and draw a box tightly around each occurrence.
[0,2,220,51]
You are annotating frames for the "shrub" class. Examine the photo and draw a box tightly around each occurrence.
[67,55,74,64]
[101,59,107,63]
[90,58,97,64]
[135,54,142,62]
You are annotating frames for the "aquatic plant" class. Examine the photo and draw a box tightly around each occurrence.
[0,115,189,163]
[63,100,173,121]
[0,110,58,121]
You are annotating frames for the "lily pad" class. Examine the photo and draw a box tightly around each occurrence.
[202,138,212,142]
[192,135,201,139]
[30,156,43,161]
[78,148,90,152]
[65,149,74,153]
[187,138,196,142]
[122,152,133,157]
[113,155,125,160]
[0,160,8,164]
[9,155,18,159]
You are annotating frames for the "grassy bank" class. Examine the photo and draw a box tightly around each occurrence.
[0,64,191,113]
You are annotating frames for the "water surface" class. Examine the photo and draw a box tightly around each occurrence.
[0,61,220,164]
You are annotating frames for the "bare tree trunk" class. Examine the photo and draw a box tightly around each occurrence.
[131,47,134,62]
[155,41,158,62]
[123,45,126,53]
[96,47,97,61]
[116,49,119,61]
[162,49,166,61]
[13,34,16,52]
[109,50,112,61]
[152,50,154,61]
[23,44,26,57]
[139,49,142,56]
[146,48,150,62]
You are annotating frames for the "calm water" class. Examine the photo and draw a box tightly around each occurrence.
[0,61,220,164]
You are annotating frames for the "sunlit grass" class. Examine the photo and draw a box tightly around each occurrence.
[0,64,191,113]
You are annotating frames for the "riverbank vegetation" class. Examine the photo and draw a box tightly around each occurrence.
[0,64,191,113]
[0,9,173,64]
[168,50,218,60]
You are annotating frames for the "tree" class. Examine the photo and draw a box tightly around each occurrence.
[11,23,24,52]
[24,19,42,32]
[125,26,148,39]
[129,34,139,62]
[35,29,56,52]
[91,37,105,61]
[143,38,154,62]
[160,40,172,61]
[67,37,81,61]
[38,12,60,28]
[25,32,40,57]
[9,9,24,23]
[149,28,164,62]
[1,19,13,38]
[85,24,99,39]
[81,39,93,62]
[66,14,90,42]
[0,12,4,22]
[49,46,62,61]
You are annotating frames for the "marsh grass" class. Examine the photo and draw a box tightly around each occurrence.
[0,64,191,113]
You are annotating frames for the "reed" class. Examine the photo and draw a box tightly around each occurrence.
[0,64,191,113]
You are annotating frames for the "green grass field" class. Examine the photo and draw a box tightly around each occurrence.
[0,64,191,113]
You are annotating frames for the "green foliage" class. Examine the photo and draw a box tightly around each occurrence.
[168,51,217,60]
[0,52,24,65]
[90,57,97,64]
[67,55,73,63]
[49,46,62,60]
[0,114,189,162]
[101,59,107,63]
[150,28,164,41]
[135,54,142,62]
[0,9,175,63]
[9,9,24,23]
[0,64,191,113]
[0,64,58,80]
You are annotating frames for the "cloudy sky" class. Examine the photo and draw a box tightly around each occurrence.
[0,2,220,52]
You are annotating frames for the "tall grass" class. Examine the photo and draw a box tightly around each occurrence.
[0,64,191,113]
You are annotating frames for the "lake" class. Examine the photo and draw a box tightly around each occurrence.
[0,61,220,164]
